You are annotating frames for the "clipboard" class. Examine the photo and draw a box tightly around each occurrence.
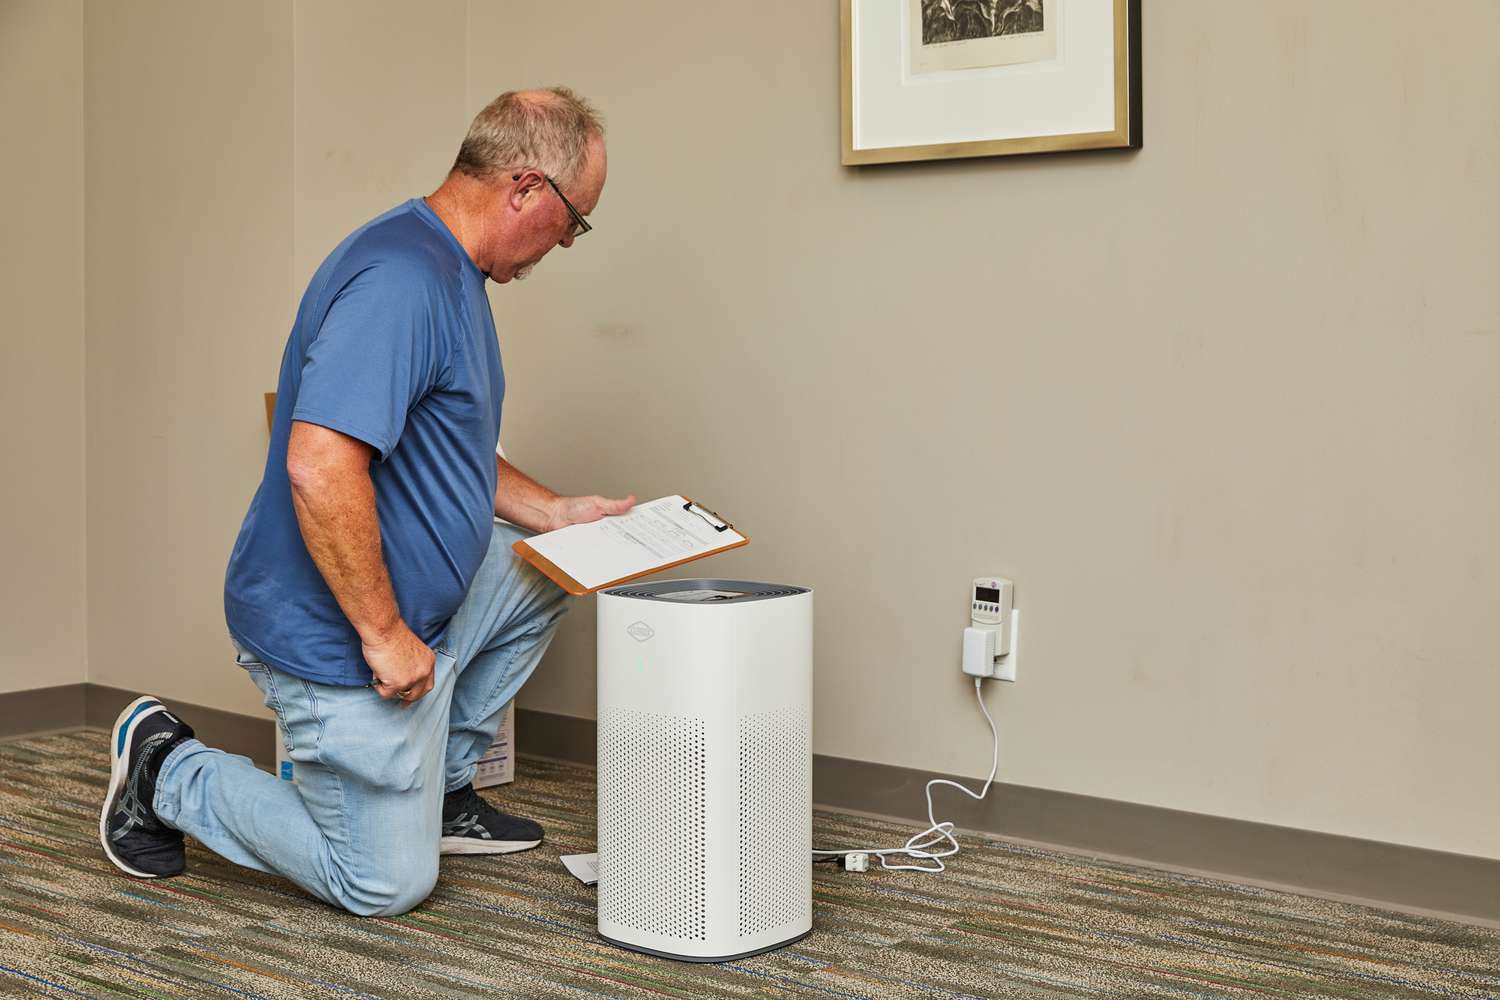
[513,496,749,596]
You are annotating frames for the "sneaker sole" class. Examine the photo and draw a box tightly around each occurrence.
[99,695,173,879]
[439,836,542,856]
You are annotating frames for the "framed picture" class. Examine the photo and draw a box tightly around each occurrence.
[841,0,1142,165]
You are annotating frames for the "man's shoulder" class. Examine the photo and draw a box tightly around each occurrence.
[323,201,466,302]
[351,204,464,279]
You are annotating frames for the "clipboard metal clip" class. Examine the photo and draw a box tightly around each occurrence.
[684,500,733,533]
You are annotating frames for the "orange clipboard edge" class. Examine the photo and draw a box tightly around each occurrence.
[511,500,750,597]
[511,538,591,596]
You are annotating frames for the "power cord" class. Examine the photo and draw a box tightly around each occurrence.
[812,676,998,874]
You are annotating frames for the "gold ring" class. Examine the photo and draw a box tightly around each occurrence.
[397,688,412,699]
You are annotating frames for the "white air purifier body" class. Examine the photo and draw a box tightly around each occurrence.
[596,579,812,962]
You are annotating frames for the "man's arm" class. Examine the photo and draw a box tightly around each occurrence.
[287,421,435,702]
[495,455,635,533]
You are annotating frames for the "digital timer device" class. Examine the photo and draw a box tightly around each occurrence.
[970,576,1013,628]
[963,576,1016,679]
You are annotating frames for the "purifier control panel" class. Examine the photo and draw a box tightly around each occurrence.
[655,588,748,603]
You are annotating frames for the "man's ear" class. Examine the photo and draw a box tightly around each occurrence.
[507,170,545,211]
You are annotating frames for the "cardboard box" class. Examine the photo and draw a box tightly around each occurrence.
[473,700,515,788]
[275,736,295,783]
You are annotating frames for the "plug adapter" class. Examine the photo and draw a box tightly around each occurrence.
[962,626,998,678]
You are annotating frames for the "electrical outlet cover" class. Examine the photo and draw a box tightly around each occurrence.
[995,610,1020,682]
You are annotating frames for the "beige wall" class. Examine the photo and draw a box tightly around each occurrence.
[81,0,472,717]
[84,0,293,715]
[473,0,1500,861]
[292,0,468,287]
[0,0,87,694]
[65,1,1500,861]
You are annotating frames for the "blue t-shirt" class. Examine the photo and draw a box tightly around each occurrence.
[225,198,504,686]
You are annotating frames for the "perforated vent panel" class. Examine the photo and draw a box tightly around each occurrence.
[598,709,706,941]
[738,707,811,938]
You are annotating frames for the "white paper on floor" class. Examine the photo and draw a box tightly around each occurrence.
[561,852,598,886]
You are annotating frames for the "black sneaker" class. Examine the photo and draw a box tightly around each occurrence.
[100,696,195,878]
[440,783,543,855]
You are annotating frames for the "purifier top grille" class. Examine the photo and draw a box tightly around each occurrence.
[605,579,809,604]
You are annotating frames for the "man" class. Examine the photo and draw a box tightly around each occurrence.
[98,88,632,917]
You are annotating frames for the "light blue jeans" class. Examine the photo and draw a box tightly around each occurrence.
[152,521,568,916]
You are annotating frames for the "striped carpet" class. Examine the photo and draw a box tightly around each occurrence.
[1,729,1496,999]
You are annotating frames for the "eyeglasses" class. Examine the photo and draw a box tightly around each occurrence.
[513,171,592,239]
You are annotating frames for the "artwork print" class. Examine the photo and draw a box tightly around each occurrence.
[910,0,1057,75]
[922,0,1044,43]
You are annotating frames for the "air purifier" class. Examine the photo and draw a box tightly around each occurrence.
[596,579,812,962]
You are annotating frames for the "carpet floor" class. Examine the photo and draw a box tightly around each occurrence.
[1,729,1496,999]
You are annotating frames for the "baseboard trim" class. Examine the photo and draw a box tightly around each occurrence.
[86,684,278,768]
[4,686,1495,925]
[812,753,1500,928]
[0,684,88,738]
[517,704,597,764]
[514,707,1500,926]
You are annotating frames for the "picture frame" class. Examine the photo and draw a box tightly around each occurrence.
[841,0,1142,165]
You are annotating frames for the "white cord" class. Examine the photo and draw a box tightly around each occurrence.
[812,677,998,874]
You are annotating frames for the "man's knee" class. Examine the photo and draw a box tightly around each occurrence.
[331,853,438,917]
[539,578,571,619]
[490,520,571,616]
[339,870,438,918]
[489,518,532,552]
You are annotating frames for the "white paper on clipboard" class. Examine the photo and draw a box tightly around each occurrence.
[522,495,746,591]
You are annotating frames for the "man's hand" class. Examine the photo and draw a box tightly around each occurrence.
[363,625,437,704]
[493,455,635,533]
[543,494,636,532]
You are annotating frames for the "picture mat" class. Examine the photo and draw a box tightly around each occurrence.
[853,0,1115,151]
[908,0,1057,75]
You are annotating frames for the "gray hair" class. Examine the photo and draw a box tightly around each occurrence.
[452,87,604,188]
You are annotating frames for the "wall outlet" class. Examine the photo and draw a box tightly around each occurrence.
[994,609,1020,682]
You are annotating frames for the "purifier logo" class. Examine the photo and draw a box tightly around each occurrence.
[626,621,655,642]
